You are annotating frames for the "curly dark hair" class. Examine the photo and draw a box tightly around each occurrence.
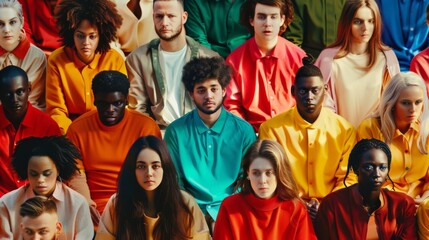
[91,70,130,95]
[344,138,395,189]
[240,0,293,35]
[12,136,81,181]
[55,0,122,53]
[182,57,231,93]
[294,55,323,83]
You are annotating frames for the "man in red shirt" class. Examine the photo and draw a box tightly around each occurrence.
[0,66,60,196]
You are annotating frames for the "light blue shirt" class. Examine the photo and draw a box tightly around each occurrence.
[164,108,256,220]
[376,0,429,71]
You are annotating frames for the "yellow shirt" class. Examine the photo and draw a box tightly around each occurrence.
[259,107,357,200]
[357,118,429,198]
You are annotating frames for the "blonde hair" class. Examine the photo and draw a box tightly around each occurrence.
[378,72,429,154]
[0,0,23,24]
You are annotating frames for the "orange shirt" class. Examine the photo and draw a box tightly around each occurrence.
[66,109,161,213]
[46,46,127,134]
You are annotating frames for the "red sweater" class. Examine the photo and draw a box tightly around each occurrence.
[315,184,417,240]
[213,193,316,240]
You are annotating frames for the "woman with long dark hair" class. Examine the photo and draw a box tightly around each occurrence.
[96,136,209,240]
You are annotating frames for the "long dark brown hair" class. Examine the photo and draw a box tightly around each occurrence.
[115,136,193,240]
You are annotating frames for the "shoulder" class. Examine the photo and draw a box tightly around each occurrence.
[262,110,292,129]
[357,117,380,132]
[127,109,157,125]
[0,186,25,207]
[167,110,195,130]
[61,184,89,206]
[324,109,354,129]
[220,193,243,208]
[382,189,415,206]
[27,44,46,59]
[224,110,254,131]
[48,47,67,63]
[320,187,351,209]
[68,110,98,129]
[127,42,152,60]
[318,47,339,59]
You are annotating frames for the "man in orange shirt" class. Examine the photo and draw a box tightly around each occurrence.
[66,70,161,226]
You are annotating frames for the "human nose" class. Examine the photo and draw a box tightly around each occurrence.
[145,166,153,176]
[259,174,267,184]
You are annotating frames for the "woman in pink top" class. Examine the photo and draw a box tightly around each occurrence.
[316,0,399,128]
[213,139,316,240]
[0,0,46,111]
[0,136,93,239]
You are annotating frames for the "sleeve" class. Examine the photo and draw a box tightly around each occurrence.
[333,126,357,192]
[212,200,234,240]
[0,200,13,239]
[292,202,317,240]
[126,54,150,114]
[65,130,96,208]
[315,52,337,113]
[46,58,72,134]
[417,198,429,240]
[164,127,185,189]
[258,122,276,140]
[223,57,245,119]
[314,198,338,240]
[184,193,211,240]
[26,46,47,111]
[94,195,117,240]
[184,0,211,49]
[74,194,95,239]
[283,0,303,46]
[396,195,418,239]
[356,119,378,141]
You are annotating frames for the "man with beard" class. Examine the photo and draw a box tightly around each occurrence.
[259,57,356,220]
[0,66,60,197]
[164,57,256,233]
[66,70,161,226]
[126,0,218,129]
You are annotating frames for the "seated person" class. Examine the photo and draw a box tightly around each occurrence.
[0,136,93,239]
[213,140,316,239]
[46,0,126,134]
[164,57,256,232]
[224,0,306,132]
[0,0,46,110]
[315,139,417,239]
[66,71,161,226]
[19,197,62,240]
[184,0,251,58]
[0,66,60,197]
[259,56,356,220]
[96,136,210,239]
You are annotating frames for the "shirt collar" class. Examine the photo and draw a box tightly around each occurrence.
[0,36,31,59]
[0,102,33,129]
[24,182,65,202]
[292,107,326,129]
[195,108,227,134]
[249,36,286,60]
[393,121,420,138]
[65,46,102,69]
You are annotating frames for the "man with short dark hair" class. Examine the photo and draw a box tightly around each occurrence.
[67,70,161,225]
[165,57,256,232]
[0,66,60,197]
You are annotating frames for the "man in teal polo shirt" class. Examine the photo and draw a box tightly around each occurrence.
[164,57,256,233]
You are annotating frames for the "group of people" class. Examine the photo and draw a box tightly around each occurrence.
[0,0,429,239]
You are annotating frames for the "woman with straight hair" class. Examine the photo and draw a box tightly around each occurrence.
[315,139,417,239]
[95,135,210,240]
[213,139,316,239]
[316,0,400,128]
[0,136,93,239]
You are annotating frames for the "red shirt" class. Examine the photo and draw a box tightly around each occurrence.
[224,37,306,131]
[19,0,61,54]
[0,104,61,196]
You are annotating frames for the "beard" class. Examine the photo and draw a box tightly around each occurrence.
[156,25,183,42]
[194,100,223,115]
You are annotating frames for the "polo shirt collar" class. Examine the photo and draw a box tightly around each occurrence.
[0,36,31,59]
[65,46,102,69]
[249,36,285,60]
[0,102,33,129]
[292,107,326,129]
[195,108,227,134]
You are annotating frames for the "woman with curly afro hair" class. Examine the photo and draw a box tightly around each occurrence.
[0,136,94,239]
[46,0,127,134]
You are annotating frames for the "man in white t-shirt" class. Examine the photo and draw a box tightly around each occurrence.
[126,0,218,128]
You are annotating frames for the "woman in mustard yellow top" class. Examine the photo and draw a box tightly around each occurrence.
[357,72,429,238]
[95,136,210,240]
[46,0,126,134]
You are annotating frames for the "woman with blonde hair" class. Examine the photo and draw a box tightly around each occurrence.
[316,0,400,128]
[0,0,46,110]
[213,139,316,239]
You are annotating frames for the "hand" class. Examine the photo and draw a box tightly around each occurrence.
[306,198,320,221]
[90,205,101,227]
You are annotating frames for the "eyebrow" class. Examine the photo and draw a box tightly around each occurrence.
[136,160,161,164]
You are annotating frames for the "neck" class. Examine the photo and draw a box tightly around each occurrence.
[395,121,411,134]
[358,185,381,214]
[197,108,222,129]
[159,34,187,52]
[145,191,157,217]
[254,35,278,56]
[349,42,369,55]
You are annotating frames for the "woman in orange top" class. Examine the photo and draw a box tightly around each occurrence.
[213,139,316,240]
[46,0,126,134]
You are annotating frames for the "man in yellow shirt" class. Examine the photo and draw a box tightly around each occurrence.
[259,57,356,220]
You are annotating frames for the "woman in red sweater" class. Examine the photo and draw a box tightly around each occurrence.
[213,139,316,239]
[315,138,417,239]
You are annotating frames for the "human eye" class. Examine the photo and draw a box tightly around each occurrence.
[252,170,261,177]
[363,164,374,171]
[113,101,124,107]
[152,164,162,170]
[298,89,307,95]
[416,99,423,105]
[16,89,25,95]
[257,14,266,20]
[29,171,39,177]
[312,88,320,94]
[196,88,206,94]
[353,19,362,24]
[266,170,274,177]
[379,165,388,171]
[39,229,49,235]
[89,34,98,40]
[401,100,411,106]
[0,22,4,27]
[211,87,219,93]
[136,164,144,169]
[24,229,34,235]
[43,171,52,177]
[75,33,84,39]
